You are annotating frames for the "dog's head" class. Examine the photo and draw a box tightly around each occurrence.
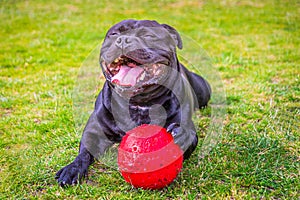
[100,19,182,98]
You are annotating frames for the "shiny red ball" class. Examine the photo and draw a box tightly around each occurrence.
[118,124,183,189]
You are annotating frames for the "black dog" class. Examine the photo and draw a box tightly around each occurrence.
[56,19,211,187]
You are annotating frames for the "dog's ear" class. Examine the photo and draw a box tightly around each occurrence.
[161,24,183,49]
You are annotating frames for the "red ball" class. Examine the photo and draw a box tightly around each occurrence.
[118,124,183,189]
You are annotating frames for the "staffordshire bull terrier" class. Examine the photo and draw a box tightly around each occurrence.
[56,19,211,187]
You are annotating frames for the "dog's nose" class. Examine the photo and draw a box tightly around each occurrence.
[115,35,132,49]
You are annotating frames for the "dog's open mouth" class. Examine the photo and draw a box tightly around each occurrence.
[101,55,168,88]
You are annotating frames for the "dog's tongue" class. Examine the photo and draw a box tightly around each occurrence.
[112,65,144,86]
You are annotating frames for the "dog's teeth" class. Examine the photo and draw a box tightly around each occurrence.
[113,58,120,63]
[153,64,160,70]
[139,72,146,81]
[154,69,161,76]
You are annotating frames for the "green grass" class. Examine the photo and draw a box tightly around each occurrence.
[0,0,299,199]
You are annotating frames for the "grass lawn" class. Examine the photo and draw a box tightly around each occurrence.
[0,0,299,199]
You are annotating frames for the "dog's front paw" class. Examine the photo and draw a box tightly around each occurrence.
[55,160,88,187]
[166,123,181,138]
[166,123,185,147]
[167,123,198,160]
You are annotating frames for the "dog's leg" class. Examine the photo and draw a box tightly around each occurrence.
[167,122,198,160]
[56,111,114,187]
[55,146,93,187]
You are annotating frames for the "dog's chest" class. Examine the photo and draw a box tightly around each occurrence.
[129,105,151,125]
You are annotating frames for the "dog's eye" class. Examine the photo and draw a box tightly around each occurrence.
[109,32,119,37]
